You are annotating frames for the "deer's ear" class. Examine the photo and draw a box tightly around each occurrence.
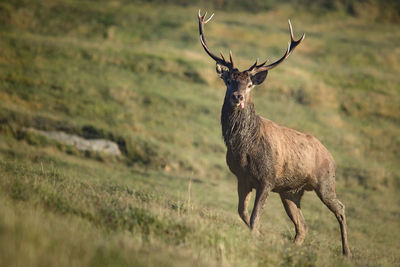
[216,64,228,78]
[251,70,268,85]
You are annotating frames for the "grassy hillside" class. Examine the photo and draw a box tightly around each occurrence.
[1,0,399,266]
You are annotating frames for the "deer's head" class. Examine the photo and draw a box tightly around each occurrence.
[198,11,305,110]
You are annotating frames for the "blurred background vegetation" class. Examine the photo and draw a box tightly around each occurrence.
[0,0,399,266]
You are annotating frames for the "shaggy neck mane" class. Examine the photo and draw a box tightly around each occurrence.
[221,97,262,154]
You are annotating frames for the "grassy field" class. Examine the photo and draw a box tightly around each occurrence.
[1,0,400,266]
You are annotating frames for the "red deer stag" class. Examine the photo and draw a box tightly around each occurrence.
[198,11,351,256]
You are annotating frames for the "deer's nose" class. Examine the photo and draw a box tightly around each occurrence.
[232,94,244,102]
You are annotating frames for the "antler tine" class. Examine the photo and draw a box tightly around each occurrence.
[288,19,305,50]
[220,52,226,61]
[248,58,258,71]
[198,10,234,70]
[229,50,234,68]
[289,19,294,41]
[204,12,214,24]
[247,58,269,72]
[257,58,268,68]
[248,19,304,73]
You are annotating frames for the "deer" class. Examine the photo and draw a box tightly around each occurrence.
[197,11,351,256]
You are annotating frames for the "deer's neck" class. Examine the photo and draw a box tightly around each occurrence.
[221,98,261,154]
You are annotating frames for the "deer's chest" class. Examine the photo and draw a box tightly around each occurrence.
[226,145,273,185]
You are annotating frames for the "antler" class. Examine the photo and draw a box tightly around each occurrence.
[198,10,235,70]
[247,19,305,74]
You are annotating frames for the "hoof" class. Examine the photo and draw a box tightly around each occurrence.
[343,250,352,258]
[251,228,261,237]
[294,233,306,245]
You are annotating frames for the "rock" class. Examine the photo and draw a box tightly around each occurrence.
[26,128,121,156]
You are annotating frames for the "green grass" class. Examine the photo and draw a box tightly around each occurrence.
[1,0,400,266]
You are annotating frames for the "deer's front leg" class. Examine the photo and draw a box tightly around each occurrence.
[237,179,252,227]
[250,184,270,235]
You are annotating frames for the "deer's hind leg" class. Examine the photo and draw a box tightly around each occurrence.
[280,190,308,245]
[315,178,351,256]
